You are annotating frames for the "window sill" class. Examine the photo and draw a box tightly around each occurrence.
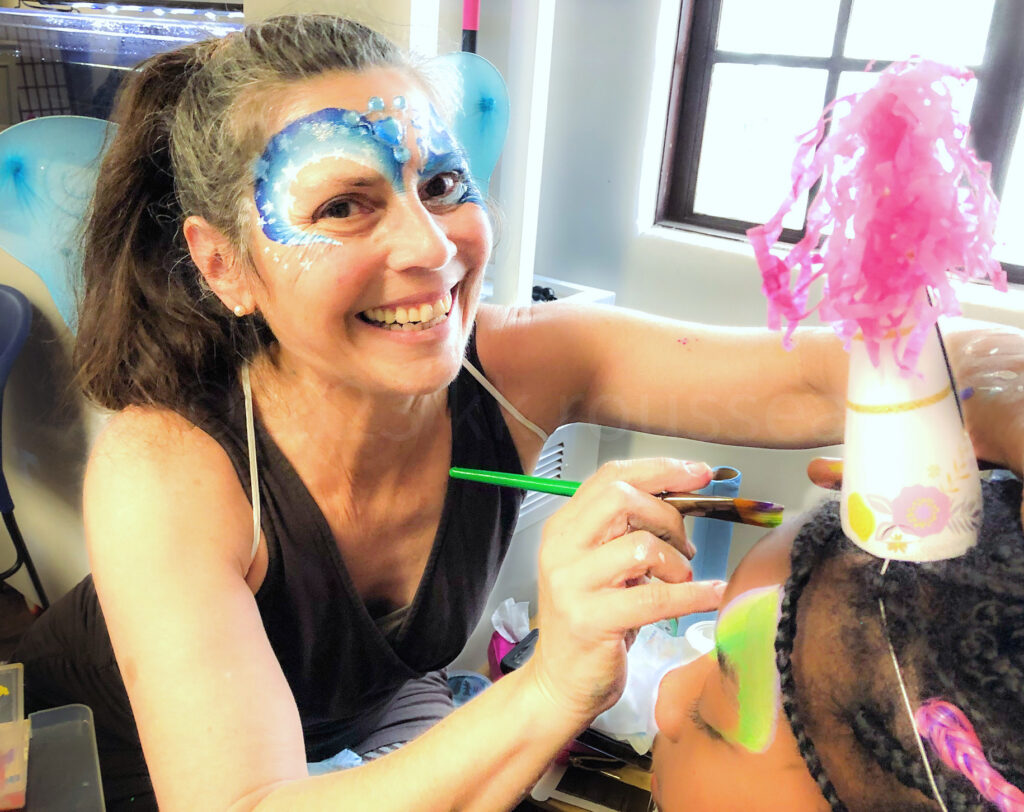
[638,223,1024,329]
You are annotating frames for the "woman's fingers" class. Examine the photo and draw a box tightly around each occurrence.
[579,457,713,499]
[807,456,843,490]
[529,458,724,721]
[573,531,693,589]
[547,459,712,558]
[595,579,726,633]
[571,481,695,555]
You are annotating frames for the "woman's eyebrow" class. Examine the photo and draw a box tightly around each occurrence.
[420,149,466,178]
[296,174,384,195]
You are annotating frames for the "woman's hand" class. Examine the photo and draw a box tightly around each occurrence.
[524,458,727,726]
[952,329,1024,477]
[806,456,844,491]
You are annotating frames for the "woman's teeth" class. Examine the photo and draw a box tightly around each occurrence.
[362,292,453,331]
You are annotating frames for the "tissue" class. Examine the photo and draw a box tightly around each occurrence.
[487,598,530,680]
[591,621,715,754]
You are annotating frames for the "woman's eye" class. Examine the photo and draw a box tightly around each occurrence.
[421,171,469,207]
[313,198,357,221]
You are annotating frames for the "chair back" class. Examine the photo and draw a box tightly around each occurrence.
[0,284,31,513]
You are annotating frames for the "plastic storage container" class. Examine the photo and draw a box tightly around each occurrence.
[26,704,104,811]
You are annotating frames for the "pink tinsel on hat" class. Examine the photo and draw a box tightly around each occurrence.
[748,59,1006,373]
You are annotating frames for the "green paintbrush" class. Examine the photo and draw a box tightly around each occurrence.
[449,467,784,528]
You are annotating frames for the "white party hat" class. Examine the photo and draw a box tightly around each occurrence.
[748,59,1006,561]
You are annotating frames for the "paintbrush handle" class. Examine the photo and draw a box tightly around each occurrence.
[449,467,582,496]
[449,468,782,527]
[660,494,736,505]
[449,468,741,503]
[450,469,752,503]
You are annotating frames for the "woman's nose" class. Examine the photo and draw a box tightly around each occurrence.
[385,193,456,273]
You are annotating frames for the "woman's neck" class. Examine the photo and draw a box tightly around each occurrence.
[246,347,451,487]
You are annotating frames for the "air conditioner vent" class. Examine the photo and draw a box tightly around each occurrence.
[521,440,565,516]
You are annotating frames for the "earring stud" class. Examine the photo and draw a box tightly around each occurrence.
[233,305,246,317]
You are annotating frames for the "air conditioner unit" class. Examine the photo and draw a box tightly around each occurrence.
[451,275,614,671]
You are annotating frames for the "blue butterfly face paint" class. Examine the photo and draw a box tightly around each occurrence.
[253,96,481,248]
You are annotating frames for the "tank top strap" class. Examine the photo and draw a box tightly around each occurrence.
[241,364,261,568]
[459,359,548,444]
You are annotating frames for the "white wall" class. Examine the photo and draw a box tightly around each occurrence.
[530,0,1024,569]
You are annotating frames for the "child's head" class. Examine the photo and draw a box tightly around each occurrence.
[652,477,1024,812]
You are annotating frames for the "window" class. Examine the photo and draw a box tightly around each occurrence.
[659,0,1024,283]
[0,3,242,129]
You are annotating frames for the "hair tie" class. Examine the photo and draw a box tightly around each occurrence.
[915,698,1024,812]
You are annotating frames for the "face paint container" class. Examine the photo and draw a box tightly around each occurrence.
[675,466,741,635]
[447,669,492,708]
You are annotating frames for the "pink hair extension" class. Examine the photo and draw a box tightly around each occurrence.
[915,698,1024,812]
[748,59,1006,375]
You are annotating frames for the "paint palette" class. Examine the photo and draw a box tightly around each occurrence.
[0,663,28,810]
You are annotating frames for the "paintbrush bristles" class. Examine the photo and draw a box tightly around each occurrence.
[732,498,785,528]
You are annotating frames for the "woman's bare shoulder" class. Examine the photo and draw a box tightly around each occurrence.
[87,405,236,480]
[84,405,253,574]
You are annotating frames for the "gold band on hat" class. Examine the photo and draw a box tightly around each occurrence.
[846,386,952,414]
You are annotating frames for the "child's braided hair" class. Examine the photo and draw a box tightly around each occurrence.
[774,477,1024,812]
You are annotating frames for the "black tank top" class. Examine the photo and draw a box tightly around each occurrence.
[16,333,526,761]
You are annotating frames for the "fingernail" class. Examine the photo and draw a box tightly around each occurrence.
[712,580,728,597]
[684,461,711,477]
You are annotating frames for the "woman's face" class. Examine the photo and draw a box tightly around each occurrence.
[245,67,491,396]
[651,520,829,812]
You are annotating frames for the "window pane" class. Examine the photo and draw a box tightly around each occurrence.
[694,64,829,228]
[995,119,1024,266]
[845,0,994,66]
[717,0,841,57]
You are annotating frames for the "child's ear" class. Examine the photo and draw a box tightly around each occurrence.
[183,215,253,314]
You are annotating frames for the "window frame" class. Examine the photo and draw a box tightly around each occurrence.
[658,0,1024,284]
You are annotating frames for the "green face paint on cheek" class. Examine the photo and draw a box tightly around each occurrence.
[713,585,783,753]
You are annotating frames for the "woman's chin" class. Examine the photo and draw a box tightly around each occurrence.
[374,348,467,398]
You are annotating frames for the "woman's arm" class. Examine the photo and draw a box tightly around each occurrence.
[85,409,309,810]
[88,411,721,811]
[477,302,847,449]
[478,303,1024,466]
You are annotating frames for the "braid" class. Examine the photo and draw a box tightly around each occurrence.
[775,502,848,811]
[782,478,1024,812]
[849,706,985,812]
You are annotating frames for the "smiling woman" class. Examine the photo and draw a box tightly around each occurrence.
[9,11,1024,812]
[11,16,730,812]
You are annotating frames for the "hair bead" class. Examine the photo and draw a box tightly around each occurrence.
[915,699,1024,812]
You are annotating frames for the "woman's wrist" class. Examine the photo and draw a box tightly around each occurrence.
[516,657,605,737]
